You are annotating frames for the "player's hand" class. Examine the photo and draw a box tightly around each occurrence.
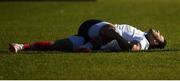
[131,43,141,51]
[130,40,141,51]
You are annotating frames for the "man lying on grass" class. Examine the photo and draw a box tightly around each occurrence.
[9,19,167,53]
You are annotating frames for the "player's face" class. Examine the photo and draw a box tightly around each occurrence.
[148,29,165,47]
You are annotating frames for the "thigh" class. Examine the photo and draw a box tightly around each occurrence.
[52,35,85,51]
[77,19,103,43]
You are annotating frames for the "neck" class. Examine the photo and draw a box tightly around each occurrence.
[145,33,149,42]
[145,33,153,49]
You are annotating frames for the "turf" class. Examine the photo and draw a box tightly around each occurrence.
[0,0,180,80]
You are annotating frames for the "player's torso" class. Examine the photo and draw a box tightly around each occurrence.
[114,24,145,41]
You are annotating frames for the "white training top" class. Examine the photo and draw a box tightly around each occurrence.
[100,24,150,51]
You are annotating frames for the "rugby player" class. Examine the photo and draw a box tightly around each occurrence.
[9,35,85,53]
[9,19,166,53]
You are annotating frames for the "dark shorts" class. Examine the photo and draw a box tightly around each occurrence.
[77,19,103,43]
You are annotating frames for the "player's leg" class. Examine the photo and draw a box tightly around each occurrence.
[9,35,85,53]
[78,22,115,50]
[77,19,103,43]
[76,19,109,51]
[52,35,85,51]
[9,41,54,53]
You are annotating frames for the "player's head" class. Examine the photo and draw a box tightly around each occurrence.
[146,29,167,49]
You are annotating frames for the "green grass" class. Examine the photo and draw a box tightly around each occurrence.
[0,0,180,80]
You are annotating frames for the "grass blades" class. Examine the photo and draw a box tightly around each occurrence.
[0,0,180,79]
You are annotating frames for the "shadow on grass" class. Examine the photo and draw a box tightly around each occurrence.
[0,49,10,54]
[0,48,180,54]
[139,48,180,52]
[99,48,180,54]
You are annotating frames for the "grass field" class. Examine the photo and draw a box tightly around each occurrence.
[0,0,180,80]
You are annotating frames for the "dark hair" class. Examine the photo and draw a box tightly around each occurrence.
[155,39,167,49]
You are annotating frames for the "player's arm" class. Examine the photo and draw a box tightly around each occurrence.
[100,24,141,51]
[100,25,131,51]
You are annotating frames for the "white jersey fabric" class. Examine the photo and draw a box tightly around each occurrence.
[100,24,150,51]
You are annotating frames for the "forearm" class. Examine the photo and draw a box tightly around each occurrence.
[110,30,132,50]
[100,25,132,51]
